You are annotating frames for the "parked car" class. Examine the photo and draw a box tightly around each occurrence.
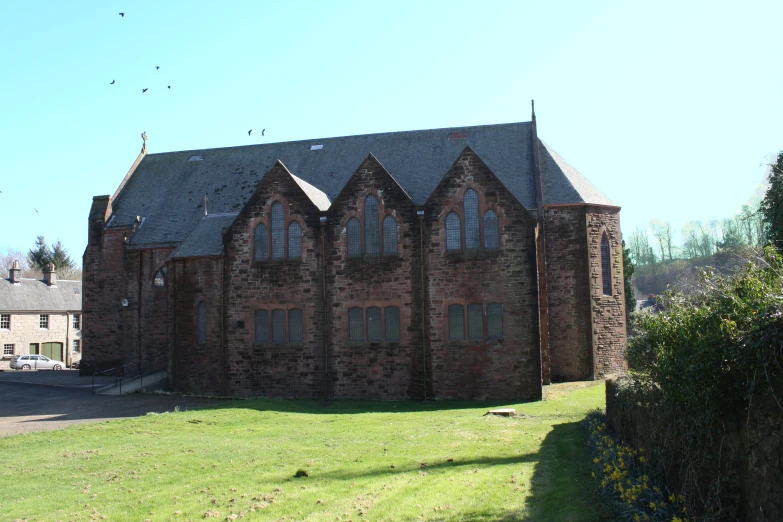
[10,355,65,371]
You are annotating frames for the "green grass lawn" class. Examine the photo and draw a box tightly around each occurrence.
[0,382,606,521]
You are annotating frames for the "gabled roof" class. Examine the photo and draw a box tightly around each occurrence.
[169,213,238,259]
[290,172,331,211]
[540,142,616,207]
[0,278,82,312]
[107,122,613,250]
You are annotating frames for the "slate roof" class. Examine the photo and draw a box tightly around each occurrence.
[169,213,238,259]
[107,122,614,251]
[0,279,82,312]
[540,142,616,206]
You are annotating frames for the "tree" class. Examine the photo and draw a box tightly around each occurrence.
[650,219,674,261]
[50,240,75,273]
[760,151,783,249]
[622,239,636,325]
[717,218,744,252]
[629,227,655,266]
[28,235,51,271]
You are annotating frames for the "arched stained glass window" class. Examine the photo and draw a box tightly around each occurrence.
[287,222,302,259]
[364,195,379,255]
[446,212,461,251]
[254,224,268,260]
[347,218,361,257]
[383,216,398,255]
[196,303,207,343]
[464,189,480,250]
[484,210,500,250]
[271,202,285,259]
[448,304,465,340]
[288,309,303,343]
[255,310,269,342]
[601,234,612,296]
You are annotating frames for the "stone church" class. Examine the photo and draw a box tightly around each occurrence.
[82,112,627,400]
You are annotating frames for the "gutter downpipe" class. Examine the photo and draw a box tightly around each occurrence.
[419,211,427,401]
[320,217,330,403]
[531,100,551,388]
[137,251,143,368]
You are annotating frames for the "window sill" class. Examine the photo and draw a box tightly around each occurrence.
[252,259,302,266]
[253,342,303,349]
[347,341,401,347]
[445,249,501,259]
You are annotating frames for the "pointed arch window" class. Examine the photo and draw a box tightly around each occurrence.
[288,309,303,343]
[464,189,480,250]
[254,224,268,260]
[287,222,302,259]
[364,195,380,254]
[446,212,461,251]
[484,210,500,250]
[255,310,269,342]
[349,307,364,341]
[347,218,362,257]
[153,266,167,287]
[601,233,612,296]
[383,216,398,255]
[196,303,207,343]
[448,304,465,340]
[271,202,285,259]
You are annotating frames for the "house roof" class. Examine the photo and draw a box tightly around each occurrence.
[107,122,614,250]
[169,213,238,259]
[0,278,82,312]
[539,142,616,206]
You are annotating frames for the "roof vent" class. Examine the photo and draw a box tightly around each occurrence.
[310,145,323,151]
[188,155,204,162]
[449,132,468,140]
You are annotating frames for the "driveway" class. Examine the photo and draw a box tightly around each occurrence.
[0,370,231,437]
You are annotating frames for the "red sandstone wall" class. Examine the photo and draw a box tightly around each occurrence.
[586,208,627,377]
[223,165,325,398]
[170,257,225,393]
[325,156,423,400]
[543,206,593,380]
[424,149,541,400]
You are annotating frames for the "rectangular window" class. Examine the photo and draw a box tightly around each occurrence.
[288,309,303,343]
[0,314,9,329]
[3,344,14,356]
[271,310,286,342]
[39,314,49,329]
[487,303,503,338]
[384,307,401,341]
[73,314,81,329]
[348,307,364,341]
[467,304,484,339]
[255,310,269,342]
[366,307,382,341]
[448,305,465,340]
[72,340,81,353]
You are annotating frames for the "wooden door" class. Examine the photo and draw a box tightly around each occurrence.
[41,342,62,361]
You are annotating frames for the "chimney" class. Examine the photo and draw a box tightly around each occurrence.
[43,263,57,287]
[9,261,21,284]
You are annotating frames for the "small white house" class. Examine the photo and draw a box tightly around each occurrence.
[0,262,82,367]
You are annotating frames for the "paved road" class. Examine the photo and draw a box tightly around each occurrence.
[0,370,231,437]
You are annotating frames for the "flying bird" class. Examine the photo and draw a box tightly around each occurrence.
[119,12,124,17]
[262,129,265,136]
[34,208,39,213]
[142,88,148,93]
[167,85,171,89]
[248,130,252,136]
[155,66,160,70]
[110,80,115,85]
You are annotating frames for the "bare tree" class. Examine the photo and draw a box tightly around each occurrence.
[650,219,674,261]
[0,247,41,278]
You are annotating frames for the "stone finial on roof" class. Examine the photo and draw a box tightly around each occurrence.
[141,131,148,154]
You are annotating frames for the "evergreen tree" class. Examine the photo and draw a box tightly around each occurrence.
[27,236,51,271]
[622,240,636,326]
[50,240,75,272]
[761,151,783,249]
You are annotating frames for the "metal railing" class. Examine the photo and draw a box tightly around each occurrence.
[92,354,168,394]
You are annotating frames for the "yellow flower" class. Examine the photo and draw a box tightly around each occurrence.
[669,494,676,503]
[672,517,682,522]
[649,501,657,510]
[591,472,596,478]
[639,456,646,463]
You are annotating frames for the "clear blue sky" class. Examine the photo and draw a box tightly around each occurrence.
[1,1,781,267]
